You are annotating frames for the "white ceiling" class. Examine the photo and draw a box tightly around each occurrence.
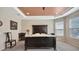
[0,7,24,19]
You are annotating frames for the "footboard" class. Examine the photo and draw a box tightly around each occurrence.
[25,37,56,50]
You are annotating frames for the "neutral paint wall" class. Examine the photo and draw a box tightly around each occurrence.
[56,10,79,48]
[0,8,21,50]
[21,19,54,34]
[0,17,21,51]
[65,10,79,48]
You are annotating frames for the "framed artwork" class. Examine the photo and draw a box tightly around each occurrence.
[0,20,3,27]
[10,20,17,30]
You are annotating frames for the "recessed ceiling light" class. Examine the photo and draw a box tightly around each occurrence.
[26,12,30,15]
[56,12,58,15]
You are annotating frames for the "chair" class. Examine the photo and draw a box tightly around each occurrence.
[18,33,25,41]
[5,32,16,49]
[51,33,55,35]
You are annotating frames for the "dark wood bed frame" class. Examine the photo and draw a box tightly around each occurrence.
[24,25,56,50]
[25,37,56,50]
[32,25,47,34]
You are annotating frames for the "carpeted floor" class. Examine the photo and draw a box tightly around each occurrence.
[3,41,79,51]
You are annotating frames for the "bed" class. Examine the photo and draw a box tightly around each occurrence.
[24,25,56,50]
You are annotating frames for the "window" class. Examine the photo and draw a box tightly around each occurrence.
[55,19,64,36]
[69,17,79,38]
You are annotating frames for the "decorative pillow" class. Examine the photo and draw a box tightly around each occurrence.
[33,33,40,35]
[41,33,47,35]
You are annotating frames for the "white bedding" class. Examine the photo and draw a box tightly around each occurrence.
[25,33,56,37]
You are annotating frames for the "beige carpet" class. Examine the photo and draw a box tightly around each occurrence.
[3,41,79,51]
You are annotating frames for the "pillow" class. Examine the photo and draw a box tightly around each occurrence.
[41,33,47,35]
[33,33,40,35]
[41,33,46,34]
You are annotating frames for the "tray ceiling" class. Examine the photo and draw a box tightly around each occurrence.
[18,7,72,16]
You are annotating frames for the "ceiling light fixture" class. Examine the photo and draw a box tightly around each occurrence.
[26,12,30,15]
[56,12,58,15]
[42,7,45,15]
[42,7,45,10]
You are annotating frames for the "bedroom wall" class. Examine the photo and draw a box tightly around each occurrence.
[64,10,79,48]
[0,7,22,50]
[56,10,79,48]
[21,19,54,34]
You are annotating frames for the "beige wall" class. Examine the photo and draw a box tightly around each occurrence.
[21,19,54,34]
[56,10,79,48]
[0,17,21,50]
[0,8,21,50]
[65,10,79,48]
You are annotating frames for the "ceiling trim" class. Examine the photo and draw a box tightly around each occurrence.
[14,7,26,17]
[55,7,79,19]
[14,7,79,20]
[22,16,54,20]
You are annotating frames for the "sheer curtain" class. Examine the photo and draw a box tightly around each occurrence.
[69,17,79,38]
[55,19,64,36]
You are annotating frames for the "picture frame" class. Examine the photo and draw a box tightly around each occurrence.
[0,20,3,27]
[10,20,17,30]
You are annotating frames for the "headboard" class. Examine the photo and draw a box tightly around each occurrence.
[32,25,47,34]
